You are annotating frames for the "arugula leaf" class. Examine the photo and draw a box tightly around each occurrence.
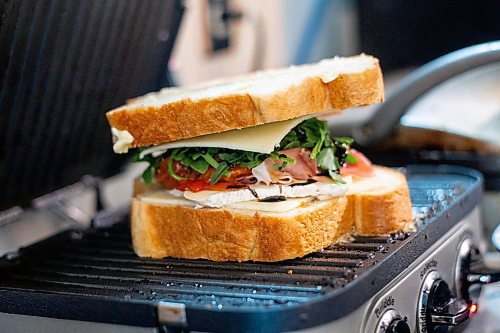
[190,159,210,174]
[269,152,296,170]
[282,140,300,150]
[328,169,346,184]
[168,157,185,181]
[317,147,336,171]
[280,117,330,159]
[210,162,229,184]
[191,152,201,160]
[299,122,321,148]
[142,165,155,184]
[239,159,263,169]
[218,151,246,165]
[130,150,143,162]
[207,147,218,154]
[130,148,163,183]
[201,153,219,168]
[170,148,190,162]
[345,153,357,164]
[310,136,324,159]
[278,118,353,181]
[335,136,354,146]
[323,134,334,148]
[280,130,301,149]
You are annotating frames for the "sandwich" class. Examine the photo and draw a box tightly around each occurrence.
[106,55,413,262]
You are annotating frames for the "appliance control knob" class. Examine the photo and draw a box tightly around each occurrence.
[455,238,478,301]
[386,318,411,333]
[375,309,410,333]
[455,238,500,303]
[418,271,470,333]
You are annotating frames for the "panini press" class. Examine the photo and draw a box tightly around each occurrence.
[1,3,499,332]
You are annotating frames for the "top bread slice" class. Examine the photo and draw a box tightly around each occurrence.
[106,55,383,149]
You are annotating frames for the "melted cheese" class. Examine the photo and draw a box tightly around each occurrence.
[228,197,313,212]
[139,191,194,207]
[139,115,313,158]
[112,128,134,154]
[182,182,346,208]
[139,190,313,213]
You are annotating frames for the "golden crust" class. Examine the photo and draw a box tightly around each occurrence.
[352,167,413,235]
[106,61,383,148]
[131,197,349,262]
[327,63,384,110]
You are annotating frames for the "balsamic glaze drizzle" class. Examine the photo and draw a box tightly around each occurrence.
[259,195,287,202]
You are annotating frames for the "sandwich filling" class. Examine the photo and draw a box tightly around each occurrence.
[133,117,374,208]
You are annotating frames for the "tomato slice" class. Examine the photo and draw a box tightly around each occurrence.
[157,158,198,190]
[199,166,252,183]
[156,157,252,192]
[340,149,374,177]
[223,166,252,181]
[176,179,209,192]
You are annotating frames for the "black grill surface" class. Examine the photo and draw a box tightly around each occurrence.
[0,166,482,332]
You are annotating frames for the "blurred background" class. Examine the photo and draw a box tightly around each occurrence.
[1,0,499,246]
[169,0,500,83]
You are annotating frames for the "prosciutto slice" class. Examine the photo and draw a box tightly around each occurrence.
[280,148,319,179]
[251,148,320,185]
[251,159,293,185]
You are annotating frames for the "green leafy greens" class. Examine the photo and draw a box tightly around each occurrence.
[132,117,356,184]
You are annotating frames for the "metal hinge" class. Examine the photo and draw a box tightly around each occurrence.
[157,301,187,328]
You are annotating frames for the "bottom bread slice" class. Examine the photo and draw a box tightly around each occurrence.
[346,167,414,236]
[131,166,413,262]
[131,197,350,262]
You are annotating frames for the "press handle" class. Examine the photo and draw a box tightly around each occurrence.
[492,224,500,252]
[353,41,500,146]
[430,297,470,326]
[468,252,500,285]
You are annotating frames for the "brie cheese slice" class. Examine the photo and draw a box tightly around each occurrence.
[181,182,347,208]
[139,191,313,213]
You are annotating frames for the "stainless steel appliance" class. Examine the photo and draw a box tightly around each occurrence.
[0,166,494,333]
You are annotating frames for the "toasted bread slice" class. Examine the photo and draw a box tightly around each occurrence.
[345,167,413,236]
[131,195,349,262]
[106,55,383,149]
[130,166,412,262]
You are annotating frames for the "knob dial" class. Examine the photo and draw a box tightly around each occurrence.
[376,309,410,333]
[418,271,470,333]
[455,238,475,301]
[386,318,411,333]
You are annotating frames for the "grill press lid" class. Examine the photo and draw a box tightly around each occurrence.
[353,41,500,146]
[0,0,183,210]
[339,41,500,189]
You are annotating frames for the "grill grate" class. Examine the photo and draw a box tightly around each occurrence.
[3,220,388,301]
[0,166,483,331]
